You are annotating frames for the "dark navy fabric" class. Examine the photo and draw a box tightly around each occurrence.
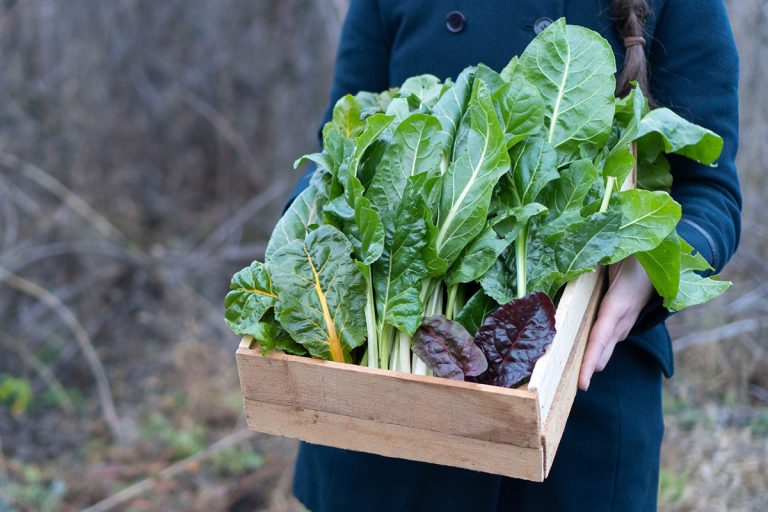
[287,0,740,509]
[293,342,664,512]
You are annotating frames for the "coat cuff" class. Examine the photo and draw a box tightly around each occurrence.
[676,217,718,275]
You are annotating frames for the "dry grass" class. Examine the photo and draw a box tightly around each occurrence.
[0,0,765,510]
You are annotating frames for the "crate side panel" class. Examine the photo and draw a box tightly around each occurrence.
[244,398,545,482]
[542,269,605,476]
[528,269,603,424]
[236,350,541,448]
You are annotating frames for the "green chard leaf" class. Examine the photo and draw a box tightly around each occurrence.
[366,113,443,213]
[520,18,616,163]
[450,203,548,288]
[345,176,386,265]
[435,78,511,267]
[602,146,636,188]
[499,56,520,82]
[332,94,365,139]
[636,231,681,301]
[270,225,367,363]
[293,151,334,175]
[445,223,515,287]
[637,108,724,165]
[266,185,322,261]
[455,289,499,337]
[508,136,559,207]
[610,85,647,150]
[491,203,550,238]
[400,74,444,108]
[669,273,731,312]
[372,177,431,336]
[352,114,396,165]
[548,210,622,287]
[637,150,673,193]
[224,261,279,336]
[540,159,599,217]
[600,86,647,189]
[492,73,545,149]
[480,228,565,304]
[340,114,396,265]
[603,189,681,264]
[385,96,413,122]
[475,64,505,93]
[249,309,308,357]
[480,247,518,305]
[433,67,475,157]
[355,89,396,118]
[666,237,730,312]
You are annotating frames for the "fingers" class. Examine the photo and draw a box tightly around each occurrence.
[578,286,635,391]
[578,258,653,391]
[578,300,618,391]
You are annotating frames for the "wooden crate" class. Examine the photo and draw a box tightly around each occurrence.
[235,267,605,482]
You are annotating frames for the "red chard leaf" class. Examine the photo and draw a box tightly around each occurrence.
[473,291,556,388]
[412,315,488,380]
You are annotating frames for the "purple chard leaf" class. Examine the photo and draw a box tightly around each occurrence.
[473,291,557,388]
[412,315,488,380]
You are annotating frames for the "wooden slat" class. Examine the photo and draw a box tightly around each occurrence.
[243,398,545,482]
[541,269,606,475]
[528,269,602,425]
[237,348,542,448]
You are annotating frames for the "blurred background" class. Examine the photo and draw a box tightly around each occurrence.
[0,0,765,510]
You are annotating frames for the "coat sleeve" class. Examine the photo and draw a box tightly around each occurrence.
[286,0,391,207]
[630,0,740,332]
[650,0,742,273]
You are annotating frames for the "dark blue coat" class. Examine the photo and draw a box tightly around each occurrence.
[288,1,741,510]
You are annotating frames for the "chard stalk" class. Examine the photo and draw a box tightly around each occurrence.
[365,267,379,368]
[396,330,411,373]
[600,176,617,213]
[379,323,394,370]
[412,351,428,375]
[515,223,528,298]
[439,153,449,176]
[389,333,400,371]
[446,284,459,321]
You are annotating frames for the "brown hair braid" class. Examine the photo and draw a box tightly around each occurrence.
[613,0,651,98]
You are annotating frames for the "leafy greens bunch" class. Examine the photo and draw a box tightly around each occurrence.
[224,19,730,387]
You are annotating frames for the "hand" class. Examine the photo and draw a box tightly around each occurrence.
[578,256,654,391]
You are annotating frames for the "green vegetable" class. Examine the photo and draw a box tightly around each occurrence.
[225,18,731,382]
[520,19,616,163]
[270,225,367,363]
[224,260,277,336]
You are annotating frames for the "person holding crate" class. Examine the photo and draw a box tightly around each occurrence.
[286,0,741,510]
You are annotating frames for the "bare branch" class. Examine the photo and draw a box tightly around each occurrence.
[0,152,126,241]
[673,317,768,353]
[0,266,122,441]
[82,429,257,512]
[192,178,290,256]
[0,175,18,254]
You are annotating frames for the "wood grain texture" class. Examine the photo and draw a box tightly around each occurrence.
[528,270,602,425]
[237,347,541,447]
[243,398,546,481]
[541,268,606,476]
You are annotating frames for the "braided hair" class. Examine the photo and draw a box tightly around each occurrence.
[612,0,651,98]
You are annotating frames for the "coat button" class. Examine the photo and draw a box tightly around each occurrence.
[533,17,553,35]
[445,11,465,33]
